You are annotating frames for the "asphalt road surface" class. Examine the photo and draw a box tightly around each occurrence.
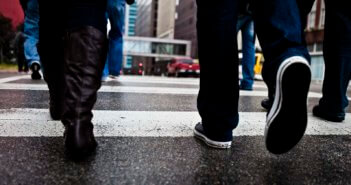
[0,72,350,185]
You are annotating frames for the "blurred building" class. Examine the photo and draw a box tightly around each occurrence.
[305,0,325,54]
[305,0,325,81]
[133,0,159,74]
[125,3,138,37]
[156,0,176,39]
[135,0,158,37]
[174,0,197,59]
[124,3,138,70]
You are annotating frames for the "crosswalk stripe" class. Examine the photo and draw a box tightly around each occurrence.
[0,108,350,137]
[0,75,28,84]
[0,75,269,88]
[0,83,327,98]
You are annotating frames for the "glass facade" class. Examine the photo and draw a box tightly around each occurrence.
[125,3,138,68]
[124,39,188,57]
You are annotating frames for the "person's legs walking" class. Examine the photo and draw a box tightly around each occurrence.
[23,0,41,80]
[237,16,256,90]
[15,31,28,73]
[103,0,125,80]
[17,48,27,73]
[260,0,316,111]
[194,0,239,149]
[254,0,311,154]
[313,0,351,122]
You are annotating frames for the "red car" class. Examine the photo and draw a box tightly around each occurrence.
[166,58,200,77]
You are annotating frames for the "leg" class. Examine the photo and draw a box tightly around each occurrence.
[62,26,108,156]
[313,0,351,122]
[105,0,125,77]
[23,0,41,80]
[194,0,239,148]
[38,0,65,120]
[260,0,316,111]
[102,60,110,81]
[17,56,24,72]
[17,48,25,72]
[57,0,107,158]
[239,17,256,90]
[254,0,311,154]
[254,0,310,90]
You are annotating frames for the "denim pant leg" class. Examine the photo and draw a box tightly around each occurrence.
[253,0,310,92]
[196,0,239,140]
[237,16,255,89]
[24,0,40,67]
[104,0,125,77]
[319,0,351,115]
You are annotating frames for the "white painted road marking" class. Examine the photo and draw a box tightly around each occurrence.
[0,75,29,84]
[0,83,327,98]
[0,75,269,88]
[0,108,350,137]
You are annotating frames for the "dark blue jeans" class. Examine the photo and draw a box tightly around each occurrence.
[292,0,351,116]
[102,0,126,78]
[318,0,351,116]
[237,15,256,90]
[196,0,309,137]
[24,0,41,67]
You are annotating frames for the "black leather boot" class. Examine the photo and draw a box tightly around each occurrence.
[62,26,107,157]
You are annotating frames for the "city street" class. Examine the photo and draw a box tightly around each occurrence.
[0,72,350,185]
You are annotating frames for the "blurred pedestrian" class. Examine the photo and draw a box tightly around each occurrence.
[237,0,255,91]
[20,0,42,80]
[102,0,134,82]
[102,0,125,82]
[194,0,311,154]
[311,0,351,122]
[14,24,28,73]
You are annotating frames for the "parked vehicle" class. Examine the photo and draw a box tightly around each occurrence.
[166,58,200,77]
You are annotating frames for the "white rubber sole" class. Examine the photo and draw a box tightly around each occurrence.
[193,128,232,149]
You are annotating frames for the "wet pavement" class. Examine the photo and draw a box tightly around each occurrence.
[0,72,350,185]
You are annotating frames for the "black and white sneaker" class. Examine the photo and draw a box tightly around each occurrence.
[193,122,232,149]
[265,56,311,154]
[31,63,42,80]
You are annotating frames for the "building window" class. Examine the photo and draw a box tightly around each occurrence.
[307,1,317,30]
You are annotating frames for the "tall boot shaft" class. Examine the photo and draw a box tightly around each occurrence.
[62,26,107,156]
[62,26,107,126]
